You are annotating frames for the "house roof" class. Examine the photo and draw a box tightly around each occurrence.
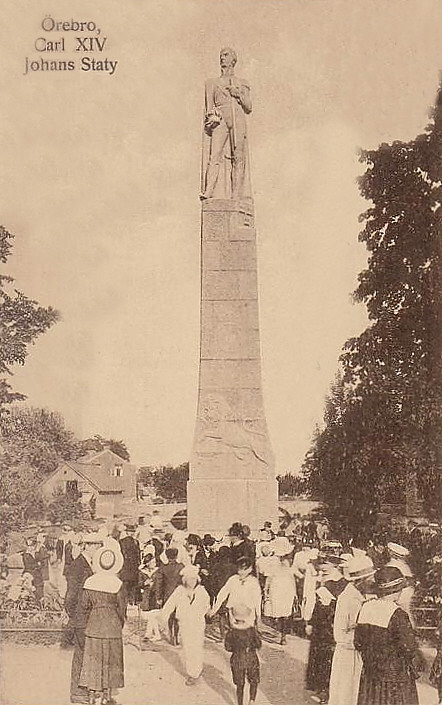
[41,449,136,494]
[67,460,123,493]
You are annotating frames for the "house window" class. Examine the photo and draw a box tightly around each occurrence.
[66,480,78,496]
[111,465,123,477]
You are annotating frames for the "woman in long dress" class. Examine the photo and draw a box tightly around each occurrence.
[265,538,297,645]
[355,566,425,705]
[305,556,347,703]
[161,564,210,686]
[78,544,126,705]
[328,554,375,705]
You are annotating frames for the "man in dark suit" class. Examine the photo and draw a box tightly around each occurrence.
[56,524,75,577]
[65,533,103,704]
[119,524,141,605]
[22,535,45,602]
[154,546,184,645]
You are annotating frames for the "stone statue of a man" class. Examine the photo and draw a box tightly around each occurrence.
[201,48,252,200]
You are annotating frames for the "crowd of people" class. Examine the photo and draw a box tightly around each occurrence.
[2,514,442,705]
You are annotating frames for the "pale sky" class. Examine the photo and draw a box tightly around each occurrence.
[1,0,441,470]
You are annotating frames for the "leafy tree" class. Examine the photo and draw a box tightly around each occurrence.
[151,462,189,502]
[277,472,307,497]
[80,435,130,461]
[138,465,156,486]
[0,461,47,534]
[303,78,442,537]
[1,405,82,475]
[46,487,90,525]
[0,225,60,411]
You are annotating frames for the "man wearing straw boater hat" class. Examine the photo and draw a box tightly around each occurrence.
[385,541,415,623]
[328,554,375,705]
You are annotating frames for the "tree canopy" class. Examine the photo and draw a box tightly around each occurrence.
[150,462,189,502]
[1,406,82,474]
[302,78,442,538]
[0,225,60,410]
[79,435,131,461]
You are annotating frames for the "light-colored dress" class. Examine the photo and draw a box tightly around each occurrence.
[328,582,364,705]
[265,560,297,618]
[162,584,210,679]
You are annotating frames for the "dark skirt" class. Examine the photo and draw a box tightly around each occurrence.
[79,636,124,691]
[305,642,334,692]
[357,673,418,705]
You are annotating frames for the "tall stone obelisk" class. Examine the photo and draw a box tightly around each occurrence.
[188,48,278,534]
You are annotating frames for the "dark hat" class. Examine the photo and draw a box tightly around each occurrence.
[187,533,202,547]
[125,524,136,533]
[375,566,408,595]
[228,522,243,537]
[203,533,216,546]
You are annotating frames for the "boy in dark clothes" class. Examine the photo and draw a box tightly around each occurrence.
[224,603,262,705]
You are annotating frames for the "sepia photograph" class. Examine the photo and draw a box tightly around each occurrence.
[0,1,441,704]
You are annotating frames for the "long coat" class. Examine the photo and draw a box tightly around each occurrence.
[119,535,141,583]
[78,576,126,691]
[65,554,93,625]
[65,553,93,700]
[328,582,364,705]
[355,600,420,705]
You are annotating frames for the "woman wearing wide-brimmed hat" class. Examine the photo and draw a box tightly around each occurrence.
[328,554,376,705]
[354,566,425,705]
[78,544,126,705]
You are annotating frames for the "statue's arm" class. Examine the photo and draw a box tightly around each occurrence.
[239,81,252,114]
[205,79,215,115]
[229,80,252,114]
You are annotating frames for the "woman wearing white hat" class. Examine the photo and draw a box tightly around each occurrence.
[328,554,376,705]
[78,545,125,705]
[161,563,210,686]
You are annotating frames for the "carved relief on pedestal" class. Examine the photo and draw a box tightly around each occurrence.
[194,392,273,471]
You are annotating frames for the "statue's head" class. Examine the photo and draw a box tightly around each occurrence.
[220,47,237,70]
